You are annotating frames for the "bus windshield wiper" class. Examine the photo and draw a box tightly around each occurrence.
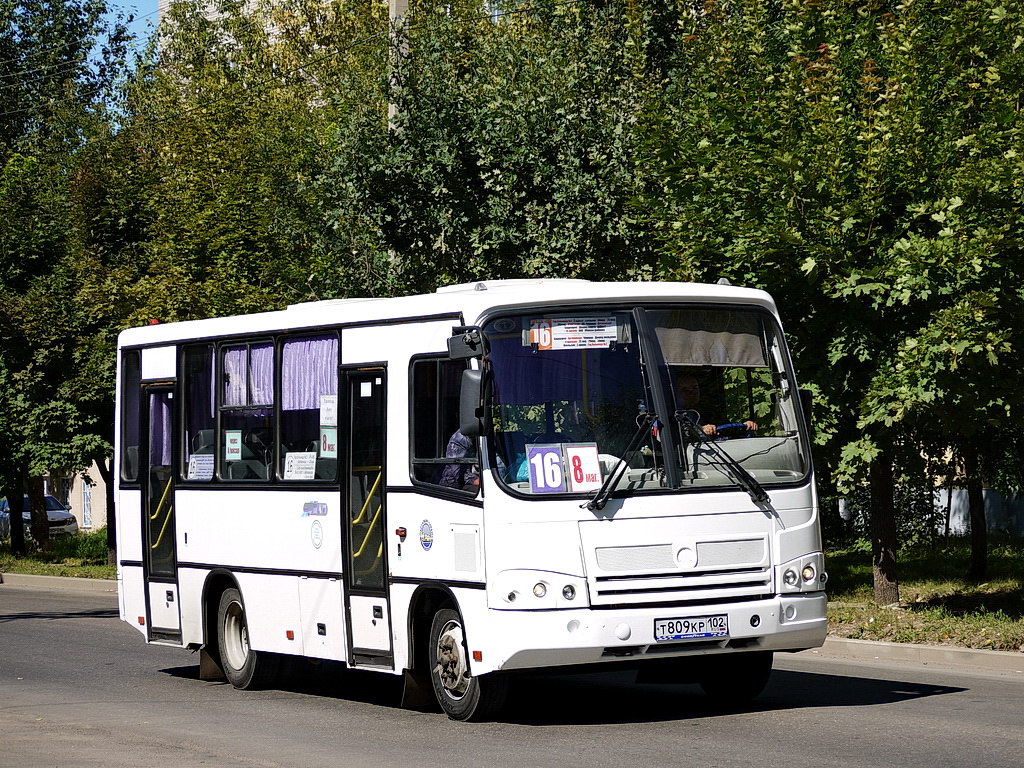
[584,412,654,512]
[675,411,769,505]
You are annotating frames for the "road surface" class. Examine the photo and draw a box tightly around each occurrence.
[1,585,1021,768]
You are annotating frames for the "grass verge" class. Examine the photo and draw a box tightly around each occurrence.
[826,537,1024,652]
[0,528,115,580]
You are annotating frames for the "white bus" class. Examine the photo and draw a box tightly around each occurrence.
[115,279,826,720]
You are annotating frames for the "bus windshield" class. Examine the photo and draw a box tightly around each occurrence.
[483,306,808,498]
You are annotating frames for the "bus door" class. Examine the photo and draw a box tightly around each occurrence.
[142,385,181,640]
[343,368,392,665]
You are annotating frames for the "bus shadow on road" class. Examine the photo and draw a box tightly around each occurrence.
[495,668,965,726]
[0,607,119,623]
[159,661,964,726]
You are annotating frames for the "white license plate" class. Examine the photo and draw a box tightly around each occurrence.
[654,614,729,642]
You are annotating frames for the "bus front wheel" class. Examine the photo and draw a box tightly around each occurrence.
[429,607,508,721]
[216,587,279,690]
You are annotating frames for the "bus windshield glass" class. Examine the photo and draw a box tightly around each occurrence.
[483,306,808,497]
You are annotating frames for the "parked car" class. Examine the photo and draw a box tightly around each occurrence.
[0,495,79,540]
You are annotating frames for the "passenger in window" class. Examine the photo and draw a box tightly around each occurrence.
[439,430,480,490]
[675,372,757,438]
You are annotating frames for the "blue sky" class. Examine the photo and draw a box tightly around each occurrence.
[109,1,160,48]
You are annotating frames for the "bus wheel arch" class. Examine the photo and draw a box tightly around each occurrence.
[198,571,238,681]
[207,578,280,690]
[413,593,507,721]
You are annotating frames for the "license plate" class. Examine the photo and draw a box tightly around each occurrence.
[654,614,729,642]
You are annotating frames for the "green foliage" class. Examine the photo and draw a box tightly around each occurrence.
[2,0,1024,573]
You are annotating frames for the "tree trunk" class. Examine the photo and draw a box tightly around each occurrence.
[95,457,117,566]
[4,479,26,556]
[963,447,987,582]
[869,451,900,605]
[26,475,49,552]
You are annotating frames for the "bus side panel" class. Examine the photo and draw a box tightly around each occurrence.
[119,564,147,638]
[235,572,304,655]
[177,567,209,646]
[175,490,343,576]
[116,488,143,563]
[298,577,347,661]
[388,494,485,584]
[388,583,415,670]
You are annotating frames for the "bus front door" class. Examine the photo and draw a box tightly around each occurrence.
[142,386,181,640]
[343,368,392,666]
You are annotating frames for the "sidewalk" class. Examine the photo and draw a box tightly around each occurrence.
[800,636,1024,675]
[0,571,117,594]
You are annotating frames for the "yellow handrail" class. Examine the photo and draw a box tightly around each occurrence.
[352,503,382,558]
[150,502,174,550]
[354,542,383,576]
[149,476,173,521]
[352,472,382,524]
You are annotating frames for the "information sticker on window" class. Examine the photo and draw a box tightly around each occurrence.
[187,453,215,481]
[526,444,566,494]
[527,315,618,350]
[319,426,338,459]
[319,395,338,427]
[224,430,243,462]
[283,452,317,481]
[563,443,602,492]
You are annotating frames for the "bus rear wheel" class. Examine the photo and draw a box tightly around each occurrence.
[429,607,507,721]
[697,650,773,705]
[216,587,279,690]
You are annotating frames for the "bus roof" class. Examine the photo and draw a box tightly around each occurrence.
[116,279,779,348]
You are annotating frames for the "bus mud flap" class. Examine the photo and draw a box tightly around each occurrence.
[199,647,226,681]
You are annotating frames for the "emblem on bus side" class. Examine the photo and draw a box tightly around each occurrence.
[419,520,433,551]
[302,501,328,517]
[311,520,323,549]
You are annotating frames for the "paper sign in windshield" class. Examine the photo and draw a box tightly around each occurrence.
[564,444,602,492]
[527,444,566,494]
[528,316,618,350]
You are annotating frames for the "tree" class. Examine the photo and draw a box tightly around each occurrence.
[0,0,130,550]
[635,0,1024,599]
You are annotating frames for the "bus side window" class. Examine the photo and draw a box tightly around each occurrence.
[121,350,141,483]
[181,344,216,482]
[280,334,339,482]
[220,342,275,482]
[410,358,477,493]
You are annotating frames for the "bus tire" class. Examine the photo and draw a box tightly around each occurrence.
[429,607,508,721]
[216,587,279,690]
[698,650,773,705]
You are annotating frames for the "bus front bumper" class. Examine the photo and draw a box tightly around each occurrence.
[485,592,827,672]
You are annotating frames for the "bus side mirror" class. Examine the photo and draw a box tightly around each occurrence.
[460,369,487,438]
[799,388,813,423]
[448,326,483,360]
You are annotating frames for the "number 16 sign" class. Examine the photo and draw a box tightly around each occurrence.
[527,444,566,494]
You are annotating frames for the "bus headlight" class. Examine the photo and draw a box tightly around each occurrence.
[490,570,588,610]
[778,553,826,594]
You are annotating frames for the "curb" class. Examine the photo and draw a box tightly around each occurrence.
[801,636,1024,675]
[0,572,117,594]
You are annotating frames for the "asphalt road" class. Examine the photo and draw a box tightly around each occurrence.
[1,586,1022,768]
